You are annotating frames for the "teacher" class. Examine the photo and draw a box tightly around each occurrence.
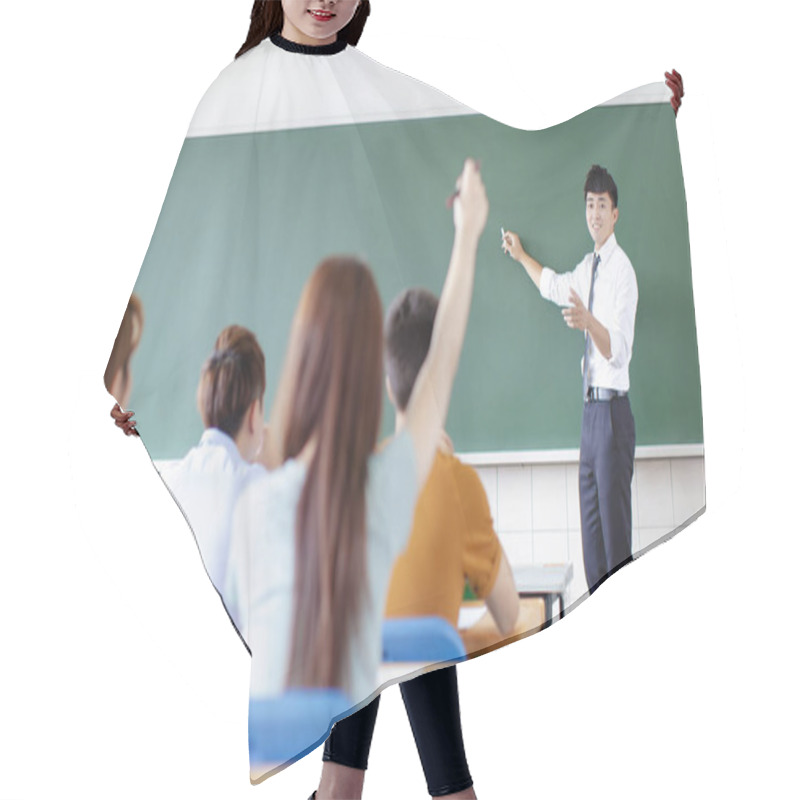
[502,165,637,594]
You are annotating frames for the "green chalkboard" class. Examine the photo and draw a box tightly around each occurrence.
[131,104,702,459]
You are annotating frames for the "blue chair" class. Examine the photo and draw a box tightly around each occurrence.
[249,689,351,766]
[382,616,467,663]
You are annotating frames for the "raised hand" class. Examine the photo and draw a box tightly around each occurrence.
[453,158,489,239]
[665,69,684,116]
[111,402,139,436]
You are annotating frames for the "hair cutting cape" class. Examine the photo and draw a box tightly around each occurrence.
[107,34,704,782]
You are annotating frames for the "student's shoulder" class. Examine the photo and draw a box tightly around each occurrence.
[233,461,305,545]
[238,459,300,505]
[443,456,498,538]
[239,460,269,489]
[444,453,488,498]
[367,432,418,513]
[372,429,416,470]
[157,440,210,485]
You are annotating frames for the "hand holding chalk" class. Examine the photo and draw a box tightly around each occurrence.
[501,229,522,261]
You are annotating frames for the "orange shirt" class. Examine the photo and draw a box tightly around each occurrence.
[385,451,502,628]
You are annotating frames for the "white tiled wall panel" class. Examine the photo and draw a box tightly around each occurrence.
[631,470,641,532]
[565,463,581,530]
[670,457,706,525]
[474,466,498,527]
[533,531,569,564]
[498,532,534,566]
[567,528,583,566]
[474,455,705,606]
[531,465,568,531]
[497,466,532,532]
[632,525,641,554]
[567,529,589,603]
[634,459,674,529]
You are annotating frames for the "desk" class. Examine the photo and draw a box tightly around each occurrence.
[458,597,545,657]
[512,564,574,627]
[378,597,547,679]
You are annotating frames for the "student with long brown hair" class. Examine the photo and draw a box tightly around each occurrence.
[226,159,488,708]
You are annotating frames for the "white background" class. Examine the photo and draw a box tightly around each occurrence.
[1,1,797,798]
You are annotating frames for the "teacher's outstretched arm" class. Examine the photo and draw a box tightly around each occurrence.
[401,159,489,491]
[502,230,545,289]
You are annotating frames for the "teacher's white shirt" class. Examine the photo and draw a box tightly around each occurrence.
[539,233,638,392]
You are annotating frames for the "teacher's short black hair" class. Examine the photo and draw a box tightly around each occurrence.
[384,288,439,412]
[584,164,618,208]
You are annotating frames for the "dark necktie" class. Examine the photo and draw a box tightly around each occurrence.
[582,252,600,400]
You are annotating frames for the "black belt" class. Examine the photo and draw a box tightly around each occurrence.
[585,387,627,403]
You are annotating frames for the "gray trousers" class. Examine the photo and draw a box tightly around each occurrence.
[579,395,636,593]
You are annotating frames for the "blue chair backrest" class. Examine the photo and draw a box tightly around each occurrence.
[249,688,351,765]
[382,616,466,663]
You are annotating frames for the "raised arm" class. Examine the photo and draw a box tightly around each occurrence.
[401,160,488,491]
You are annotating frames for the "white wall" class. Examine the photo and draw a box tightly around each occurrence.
[472,454,705,603]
